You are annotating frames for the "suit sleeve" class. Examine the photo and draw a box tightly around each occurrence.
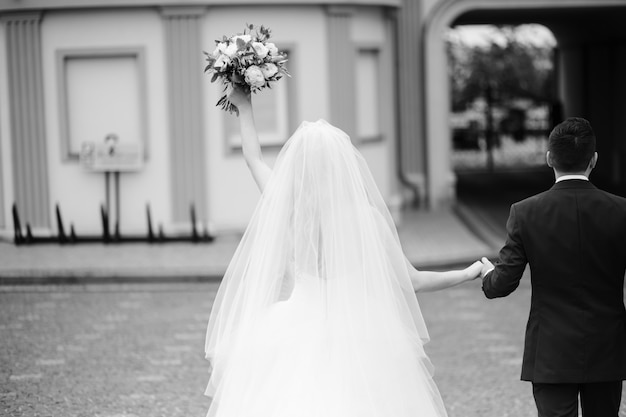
[482,204,528,299]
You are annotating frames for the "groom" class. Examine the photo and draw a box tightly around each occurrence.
[480,117,626,417]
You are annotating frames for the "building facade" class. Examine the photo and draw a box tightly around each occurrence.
[425,0,626,204]
[0,0,402,237]
[2,0,626,239]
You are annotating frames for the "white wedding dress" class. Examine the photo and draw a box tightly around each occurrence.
[205,120,448,417]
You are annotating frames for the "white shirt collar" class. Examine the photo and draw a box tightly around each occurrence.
[555,174,589,183]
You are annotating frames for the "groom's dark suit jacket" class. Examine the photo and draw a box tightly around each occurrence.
[483,179,626,383]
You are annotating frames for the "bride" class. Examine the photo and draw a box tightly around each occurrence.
[204,86,483,417]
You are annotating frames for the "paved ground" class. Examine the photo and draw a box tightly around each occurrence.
[1,279,624,417]
[1,172,624,416]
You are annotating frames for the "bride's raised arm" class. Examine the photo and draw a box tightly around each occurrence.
[228,85,273,193]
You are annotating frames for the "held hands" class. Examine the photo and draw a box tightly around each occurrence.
[480,257,495,278]
[465,260,484,281]
[465,256,495,280]
[464,257,494,281]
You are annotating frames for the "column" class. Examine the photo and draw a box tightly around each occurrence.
[327,6,356,138]
[4,12,50,228]
[161,7,208,224]
[395,1,427,204]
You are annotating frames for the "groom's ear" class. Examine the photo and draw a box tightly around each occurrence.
[546,151,554,168]
[589,152,598,170]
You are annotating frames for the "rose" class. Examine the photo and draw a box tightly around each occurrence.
[260,63,278,79]
[244,65,266,89]
[265,42,279,56]
[251,42,269,58]
[213,54,231,70]
[223,42,239,58]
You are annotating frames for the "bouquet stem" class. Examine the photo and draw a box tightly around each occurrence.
[217,83,250,116]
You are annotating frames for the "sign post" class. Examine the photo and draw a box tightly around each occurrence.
[80,134,143,237]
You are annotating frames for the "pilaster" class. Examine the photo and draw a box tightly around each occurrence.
[161,6,208,223]
[327,6,356,138]
[4,12,50,228]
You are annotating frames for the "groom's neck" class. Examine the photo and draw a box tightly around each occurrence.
[553,169,590,181]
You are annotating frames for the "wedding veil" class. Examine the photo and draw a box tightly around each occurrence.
[205,120,435,405]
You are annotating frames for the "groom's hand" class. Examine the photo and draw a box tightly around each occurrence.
[480,257,495,278]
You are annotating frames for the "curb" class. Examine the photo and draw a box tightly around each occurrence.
[0,273,225,286]
[0,257,488,286]
[0,259,478,286]
[453,203,503,260]
[0,207,502,286]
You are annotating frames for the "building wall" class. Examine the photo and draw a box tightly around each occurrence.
[422,0,626,207]
[203,6,329,232]
[351,6,396,210]
[0,2,399,237]
[204,5,396,232]
[4,0,626,236]
[0,18,9,230]
[39,8,171,235]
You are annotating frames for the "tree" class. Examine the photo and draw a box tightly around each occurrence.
[447,25,555,111]
[446,25,556,170]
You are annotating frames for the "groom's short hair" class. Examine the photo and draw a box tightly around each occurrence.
[548,117,596,172]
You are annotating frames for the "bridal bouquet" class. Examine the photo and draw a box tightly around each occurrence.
[204,24,290,114]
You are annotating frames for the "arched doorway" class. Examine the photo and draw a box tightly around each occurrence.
[423,0,626,210]
[447,23,557,230]
[447,24,556,173]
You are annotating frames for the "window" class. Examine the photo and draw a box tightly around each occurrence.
[355,47,382,142]
[57,48,147,161]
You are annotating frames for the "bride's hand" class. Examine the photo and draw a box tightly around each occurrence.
[465,260,483,280]
[228,84,252,114]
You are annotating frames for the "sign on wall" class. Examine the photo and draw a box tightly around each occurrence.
[80,134,143,172]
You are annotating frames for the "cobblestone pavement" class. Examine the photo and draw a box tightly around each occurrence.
[1,279,625,417]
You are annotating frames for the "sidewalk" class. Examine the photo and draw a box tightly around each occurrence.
[0,206,501,285]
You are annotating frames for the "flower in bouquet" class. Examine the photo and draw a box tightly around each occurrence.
[260,63,278,79]
[244,66,266,89]
[204,24,290,114]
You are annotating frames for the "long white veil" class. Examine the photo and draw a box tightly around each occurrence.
[205,120,444,416]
